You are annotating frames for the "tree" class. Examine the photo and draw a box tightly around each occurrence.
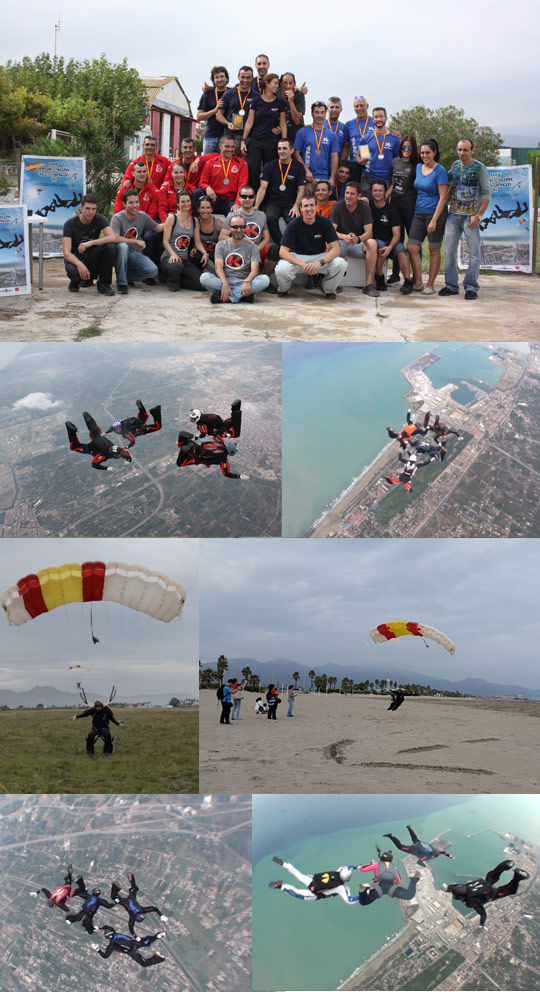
[292,671,300,688]
[0,66,52,154]
[216,654,228,684]
[389,105,501,171]
[169,697,181,708]
[308,669,316,690]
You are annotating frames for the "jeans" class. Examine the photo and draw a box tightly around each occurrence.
[202,136,222,154]
[115,244,158,287]
[231,698,242,720]
[287,698,294,716]
[275,254,348,293]
[444,212,482,293]
[200,272,270,302]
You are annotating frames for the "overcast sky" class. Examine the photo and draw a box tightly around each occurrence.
[0,538,198,695]
[5,1,540,128]
[199,539,540,686]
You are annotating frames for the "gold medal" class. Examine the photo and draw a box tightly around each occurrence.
[239,109,245,117]
[378,154,384,159]
[279,184,286,191]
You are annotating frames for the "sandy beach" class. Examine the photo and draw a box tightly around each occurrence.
[199,690,540,794]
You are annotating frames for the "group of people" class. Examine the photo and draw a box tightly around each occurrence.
[62,56,491,304]
[66,398,248,480]
[31,866,168,967]
[385,408,462,493]
[269,825,530,926]
[218,683,297,723]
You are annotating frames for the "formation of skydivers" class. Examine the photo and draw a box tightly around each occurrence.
[269,824,530,927]
[31,866,169,968]
[65,398,248,479]
[385,409,461,493]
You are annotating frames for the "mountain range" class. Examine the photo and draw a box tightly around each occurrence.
[0,685,196,707]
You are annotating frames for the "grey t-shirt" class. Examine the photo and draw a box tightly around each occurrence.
[224,208,268,246]
[111,210,158,251]
[330,199,373,236]
[390,158,417,209]
[215,237,261,280]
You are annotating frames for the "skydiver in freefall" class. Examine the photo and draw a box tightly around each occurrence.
[442,859,529,926]
[386,449,431,492]
[66,412,132,470]
[30,864,87,913]
[176,431,248,479]
[110,872,168,934]
[427,414,461,444]
[268,857,359,903]
[72,701,123,755]
[65,887,114,933]
[105,399,162,448]
[386,409,431,448]
[383,825,456,866]
[189,399,242,438]
[92,926,166,967]
[356,848,420,905]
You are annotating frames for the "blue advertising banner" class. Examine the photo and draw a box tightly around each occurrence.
[0,204,31,296]
[458,164,533,273]
[20,156,86,257]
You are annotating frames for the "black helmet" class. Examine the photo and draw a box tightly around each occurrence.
[102,925,115,938]
[94,701,103,708]
[92,888,101,895]
[381,851,393,862]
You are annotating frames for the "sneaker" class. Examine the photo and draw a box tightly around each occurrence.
[336,285,343,293]
[167,282,180,292]
[325,292,337,300]
[400,279,414,295]
[127,872,134,882]
[404,482,412,492]
[97,283,115,297]
[306,275,316,289]
[375,275,387,292]
[210,292,223,304]
[268,880,283,889]
[65,421,78,432]
[383,834,392,839]
[240,294,255,303]
[143,277,156,286]
[387,273,401,285]
[117,285,128,295]
[386,476,400,486]
[156,931,166,939]
[515,868,530,879]
[502,860,514,870]
[68,281,79,293]
[136,400,143,411]
[277,290,289,298]
[464,290,478,300]
[80,279,94,289]
[263,282,278,294]
[272,856,284,866]
[160,915,168,922]
[438,287,459,296]
[363,284,380,298]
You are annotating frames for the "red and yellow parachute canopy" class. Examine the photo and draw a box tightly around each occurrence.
[1,561,186,626]
[369,621,455,655]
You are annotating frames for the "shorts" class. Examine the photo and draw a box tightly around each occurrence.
[375,238,406,259]
[408,209,448,247]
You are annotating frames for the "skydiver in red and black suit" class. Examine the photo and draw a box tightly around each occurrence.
[443,860,529,926]
[189,398,242,437]
[110,871,168,934]
[65,412,132,470]
[176,431,247,479]
[30,864,87,913]
[383,825,456,866]
[386,409,431,448]
[105,399,162,448]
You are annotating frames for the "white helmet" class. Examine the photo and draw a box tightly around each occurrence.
[339,867,353,883]
[189,409,201,423]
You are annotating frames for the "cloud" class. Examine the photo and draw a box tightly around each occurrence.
[13,392,62,411]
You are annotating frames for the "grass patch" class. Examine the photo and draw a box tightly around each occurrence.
[0,706,198,793]
[76,325,102,339]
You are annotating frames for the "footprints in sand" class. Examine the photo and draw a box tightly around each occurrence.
[321,740,496,776]
[461,737,501,743]
[322,739,355,763]
[357,761,495,775]
[398,745,448,754]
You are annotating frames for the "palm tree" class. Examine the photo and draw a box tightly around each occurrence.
[216,654,228,684]
[308,669,316,690]
[292,672,300,688]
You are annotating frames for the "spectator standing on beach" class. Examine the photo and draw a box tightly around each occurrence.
[266,684,280,720]
[231,678,247,720]
[287,685,296,717]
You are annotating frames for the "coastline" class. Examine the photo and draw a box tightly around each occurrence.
[337,922,414,990]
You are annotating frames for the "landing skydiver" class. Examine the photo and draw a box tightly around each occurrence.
[387,689,406,711]
[442,860,529,927]
[356,848,420,905]
[189,398,242,437]
[30,864,87,913]
[176,431,248,479]
[383,825,455,865]
[92,926,166,967]
[105,399,162,448]
[65,887,114,933]
[66,412,132,470]
[386,409,430,448]
[110,872,168,934]
[386,449,431,492]
[268,857,359,903]
[72,700,123,755]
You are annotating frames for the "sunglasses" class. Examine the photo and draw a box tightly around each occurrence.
[231,225,246,230]
[239,194,254,198]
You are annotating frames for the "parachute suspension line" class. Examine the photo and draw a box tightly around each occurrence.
[90,601,100,645]
[77,682,88,706]
[108,684,116,704]
[423,638,429,648]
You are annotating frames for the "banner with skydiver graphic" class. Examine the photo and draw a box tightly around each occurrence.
[0,204,31,296]
[458,164,533,273]
[20,156,86,257]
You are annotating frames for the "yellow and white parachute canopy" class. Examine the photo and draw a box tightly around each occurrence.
[369,621,455,655]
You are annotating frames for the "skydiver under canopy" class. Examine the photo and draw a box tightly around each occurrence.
[386,449,431,492]
[386,409,430,448]
[105,399,162,448]
[92,926,166,967]
[383,825,455,866]
[443,860,529,927]
[356,849,420,905]
[189,398,242,438]
[66,412,132,470]
[30,864,87,913]
[268,857,359,903]
[111,872,168,934]
[176,431,248,479]
[65,887,114,933]
[72,701,123,755]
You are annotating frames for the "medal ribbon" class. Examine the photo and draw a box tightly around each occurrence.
[220,155,232,183]
[327,118,339,133]
[356,117,369,140]
[374,131,387,156]
[311,126,324,153]
[237,87,249,113]
[279,160,293,186]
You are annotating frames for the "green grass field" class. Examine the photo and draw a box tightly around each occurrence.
[0,707,198,794]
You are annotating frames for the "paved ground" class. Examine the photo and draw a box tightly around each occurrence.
[2,258,539,341]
